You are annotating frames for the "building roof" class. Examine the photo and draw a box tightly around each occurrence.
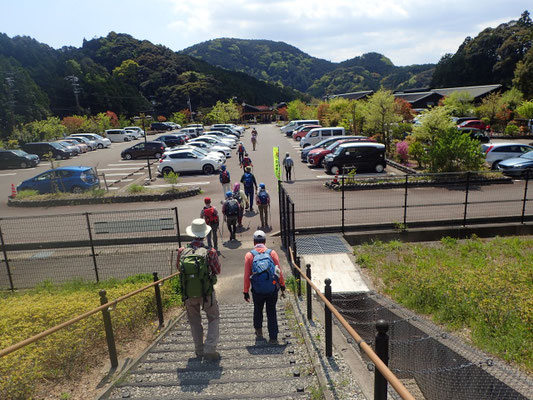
[394,91,437,103]
[432,84,502,99]
[327,90,374,101]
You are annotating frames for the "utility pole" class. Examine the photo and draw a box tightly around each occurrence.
[187,93,193,122]
[65,75,82,114]
[135,112,153,181]
[4,75,16,134]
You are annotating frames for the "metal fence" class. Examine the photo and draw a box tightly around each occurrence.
[279,171,533,235]
[0,208,183,290]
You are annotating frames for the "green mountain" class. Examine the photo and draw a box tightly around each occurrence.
[182,39,434,95]
[0,32,301,137]
[431,10,533,95]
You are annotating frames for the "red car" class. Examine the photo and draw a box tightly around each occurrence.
[292,124,322,141]
[458,120,490,131]
[307,137,376,167]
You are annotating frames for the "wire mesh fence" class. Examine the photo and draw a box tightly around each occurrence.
[280,171,533,233]
[332,292,533,400]
[0,208,182,290]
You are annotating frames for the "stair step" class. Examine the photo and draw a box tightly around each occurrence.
[107,393,310,400]
[142,351,306,364]
[152,338,295,352]
[134,358,302,372]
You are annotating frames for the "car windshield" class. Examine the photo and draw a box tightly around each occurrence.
[520,151,533,160]
[50,142,63,149]
[332,146,344,156]
[192,149,206,157]
[11,150,28,156]
[326,142,341,151]
[93,134,104,139]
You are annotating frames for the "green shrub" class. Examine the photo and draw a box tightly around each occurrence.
[14,190,39,199]
[127,184,146,194]
[504,123,520,135]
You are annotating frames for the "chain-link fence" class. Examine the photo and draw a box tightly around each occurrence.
[281,171,533,233]
[0,208,183,290]
[332,292,533,400]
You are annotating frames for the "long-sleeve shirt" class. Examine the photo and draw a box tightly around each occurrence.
[244,244,285,293]
[177,240,221,275]
[240,172,257,190]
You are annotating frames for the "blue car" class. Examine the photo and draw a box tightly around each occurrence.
[498,151,533,177]
[17,166,99,194]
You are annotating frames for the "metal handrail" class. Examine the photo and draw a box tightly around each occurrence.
[289,247,415,400]
[0,271,180,358]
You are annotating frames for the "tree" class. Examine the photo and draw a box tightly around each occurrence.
[206,99,240,123]
[170,111,188,126]
[517,101,533,119]
[477,92,505,129]
[364,89,400,152]
[441,91,474,116]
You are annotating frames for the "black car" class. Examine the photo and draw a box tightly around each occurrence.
[21,142,71,160]
[457,127,490,143]
[0,149,40,169]
[324,142,386,174]
[151,122,173,131]
[153,135,186,148]
[121,141,166,160]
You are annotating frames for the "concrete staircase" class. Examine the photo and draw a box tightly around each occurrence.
[101,303,319,399]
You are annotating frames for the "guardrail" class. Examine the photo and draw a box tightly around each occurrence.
[289,247,415,400]
[0,271,179,369]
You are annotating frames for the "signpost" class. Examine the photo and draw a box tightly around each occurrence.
[273,146,281,181]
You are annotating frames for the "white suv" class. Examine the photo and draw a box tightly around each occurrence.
[71,133,111,149]
[123,126,145,138]
[482,143,533,169]
[157,148,224,175]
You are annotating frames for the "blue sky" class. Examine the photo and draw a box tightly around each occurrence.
[1,0,530,65]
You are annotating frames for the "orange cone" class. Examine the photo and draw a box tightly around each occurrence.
[11,184,17,198]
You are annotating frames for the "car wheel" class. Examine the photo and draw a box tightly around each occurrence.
[154,152,162,159]
[375,164,385,173]
[124,153,133,160]
[162,166,174,175]
[330,165,340,175]
[71,185,83,194]
[97,143,104,149]
[20,161,27,169]
[296,137,301,141]
[203,164,215,175]
[491,160,502,170]
[55,154,62,160]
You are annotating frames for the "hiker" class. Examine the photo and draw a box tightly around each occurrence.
[219,165,231,199]
[241,153,253,170]
[251,128,258,151]
[233,182,249,228]
[177,218,221,361]
[240,166,258,212]
[237,142,246,165]
[200,197,219,250]
[243,230,285,344]
[282,152,294,182]
[222,191,239,241]
[256,183,270,228]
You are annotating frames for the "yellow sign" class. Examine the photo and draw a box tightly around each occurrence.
[273,147,281,181]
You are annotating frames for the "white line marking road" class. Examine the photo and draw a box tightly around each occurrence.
[147,182,210,188]
[99,167,142,171]
[101,173,144,176]
[0,173,16,177]
[108,163,147,166]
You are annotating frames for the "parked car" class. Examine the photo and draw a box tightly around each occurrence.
[123,126,145,138]
[71,133,111,149]
[151,122,173,131]
[191,136,234,149]
[21,142,71,160]
[17,166,99,194]
[292,124,322,140]
[62,139,89,153]
[105,129,135,142]
[497,151,533,177]
[300,127,346,148]
[457,120,490,131]
[121,141,166,160]
[212,123,244,134]
[152,135,186,148]
[187,124,204,135]
[0,149,39,169]
[178,127,199,138]
[157,148,224,175]
[213,126,240,138]
[456,128,490,143]
[280,120,320,135]
[165,145,226,163]
[66,135,97,151]
[300,136,347,162]
[186,140,231,157]
[202,134,237,148]
[307,137,376,167]
[452,116,478,125]
[323,142,386,174]
[164,122,181,130]
[481,143,533,169]
[205,131,238,143]
[55,140,81,155]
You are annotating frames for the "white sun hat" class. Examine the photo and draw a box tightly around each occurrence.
[186,218,212,238]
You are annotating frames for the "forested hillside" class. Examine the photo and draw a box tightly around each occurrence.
[0,32,301,136]
[182,40,435,95]
[431,11,533,96]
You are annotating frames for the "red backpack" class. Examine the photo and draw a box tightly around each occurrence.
[203,206,219,224]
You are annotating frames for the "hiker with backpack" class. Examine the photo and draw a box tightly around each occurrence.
[237,142,246,165]
[256,183,270,228]
[219,165,231,199]
[232,182,249,228]
[282,152,294,182]
[177,218,221,361]
[241,153,253,170]
[200,197,219,250]
[240,166,258,212]
[222,191,240,241]
[243,230,285,344]
[251,128,258,151]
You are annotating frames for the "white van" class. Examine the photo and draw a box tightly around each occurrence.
[105,129,135,142]
[300,127,346,148]
[281,120,320,134]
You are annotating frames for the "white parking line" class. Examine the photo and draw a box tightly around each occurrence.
[99,167,142,171]
[108,163,147,166]
[101,172,144,176]
[106,178,134,183]
[107,187,119,190]
[0,173,16,177]
[147,182,210,188]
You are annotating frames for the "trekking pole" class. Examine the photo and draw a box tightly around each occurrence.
[222,217,225,241]
[268,204,272,229]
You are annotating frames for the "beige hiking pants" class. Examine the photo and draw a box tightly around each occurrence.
[185,291,220,355]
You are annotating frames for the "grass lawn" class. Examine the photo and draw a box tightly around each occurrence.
[354,235,533,373]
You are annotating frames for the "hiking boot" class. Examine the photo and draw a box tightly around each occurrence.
[268,338,279,345]
[204,351,221,361]
[255,328,263,338]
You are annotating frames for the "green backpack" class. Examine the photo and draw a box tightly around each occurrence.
[179,246,217,301]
